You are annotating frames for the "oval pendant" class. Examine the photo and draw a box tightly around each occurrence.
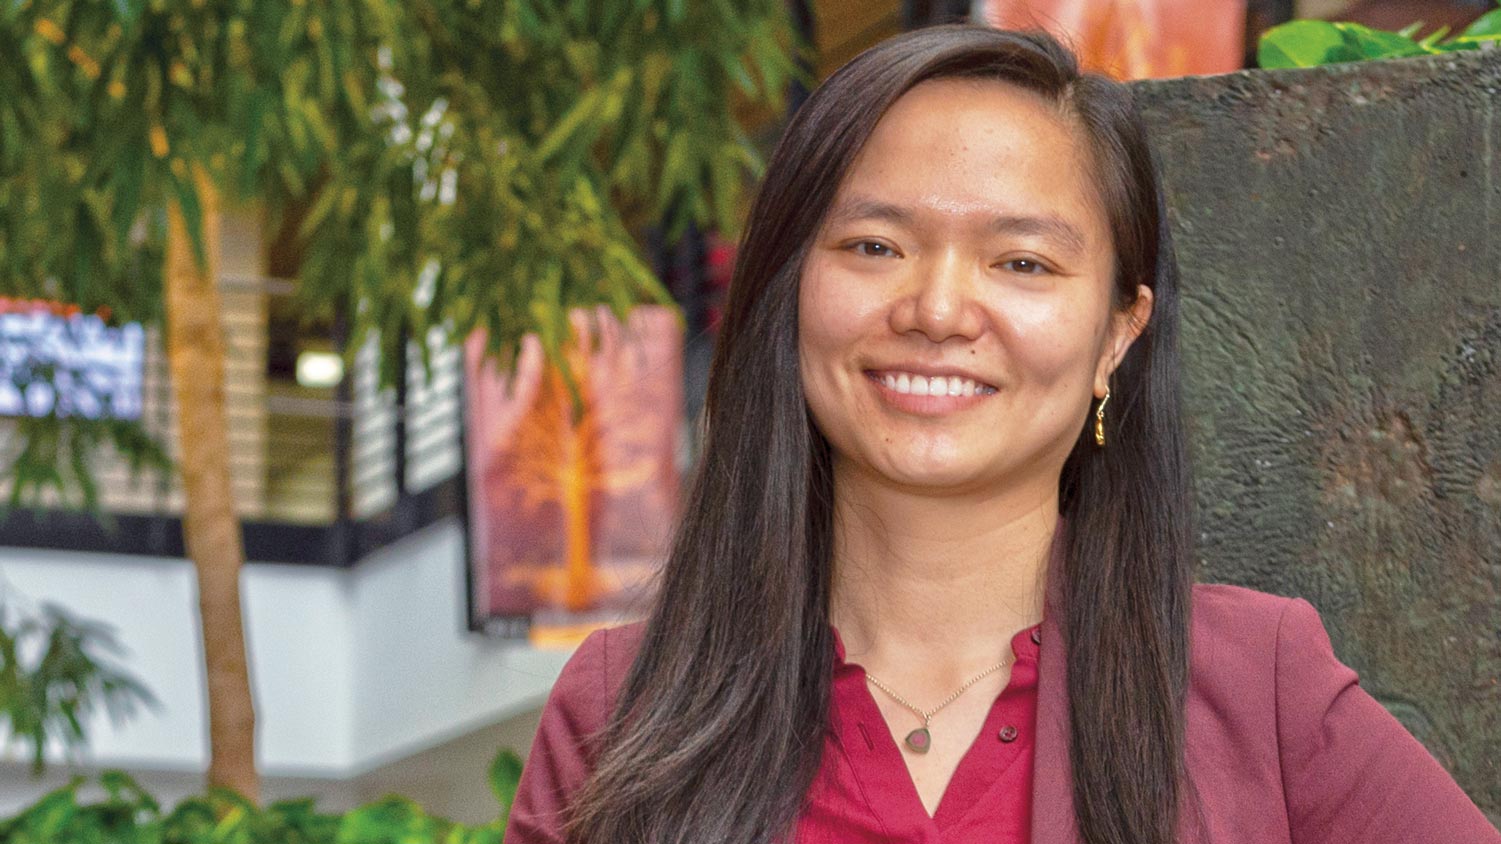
[904,727,932,754]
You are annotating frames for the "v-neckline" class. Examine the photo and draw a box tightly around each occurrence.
[829,623,1042,834]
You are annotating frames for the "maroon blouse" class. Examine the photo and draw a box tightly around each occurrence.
[804,622,1041,842]
[503,621,1041,843]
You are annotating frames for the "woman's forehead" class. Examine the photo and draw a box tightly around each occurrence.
[828,82,1110,250]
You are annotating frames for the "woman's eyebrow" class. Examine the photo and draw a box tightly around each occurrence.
[825,197,914,228]
[989,214,1088,257]
[826,195,1088,256]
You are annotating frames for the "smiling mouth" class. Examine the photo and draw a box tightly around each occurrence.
[865,370,999,397]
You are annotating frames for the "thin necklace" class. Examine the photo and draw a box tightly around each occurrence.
[865,655,1013,754]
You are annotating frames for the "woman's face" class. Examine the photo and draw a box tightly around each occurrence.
[798,78,1153,497]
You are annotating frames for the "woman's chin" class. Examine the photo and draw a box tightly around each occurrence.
[873,459,994,493]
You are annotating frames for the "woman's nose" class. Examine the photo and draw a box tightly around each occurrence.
[889,250,983,342]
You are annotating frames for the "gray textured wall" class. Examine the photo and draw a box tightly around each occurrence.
[1135,50,1500,815]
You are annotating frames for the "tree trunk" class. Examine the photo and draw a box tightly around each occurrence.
[165,172,260,801]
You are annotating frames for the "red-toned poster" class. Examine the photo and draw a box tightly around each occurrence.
[980,0,1246,79]
[464,306,682,645]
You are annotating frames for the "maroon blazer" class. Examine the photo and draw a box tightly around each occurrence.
[507,577,1500,843]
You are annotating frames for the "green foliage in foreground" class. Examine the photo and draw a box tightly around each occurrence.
[0,599,156,777]
[0,748,524,843]
[1259,3,1501,68]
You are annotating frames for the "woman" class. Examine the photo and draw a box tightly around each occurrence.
[503,25,1501,844]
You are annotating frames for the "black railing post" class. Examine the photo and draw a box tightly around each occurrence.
[394,319,410,501]
[789,0,817,115]
[330,305,355,565]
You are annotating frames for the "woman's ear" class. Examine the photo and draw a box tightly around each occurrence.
[1095,284,1154,396]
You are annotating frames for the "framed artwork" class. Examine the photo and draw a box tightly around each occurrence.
[463,305,682,645]
[980,0,1248,78]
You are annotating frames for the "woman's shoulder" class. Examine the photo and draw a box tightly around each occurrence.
[1183,587,1501,841]
[546,620,648,720]
[1181,581,1379,758]
[1188,580,1308,648]
[579,619,648,688]
[505,621,648,842]
[513,623,647,784]
[1183,581,1329,700]
[1190,579,1300,617]
[1184,580,1345,699]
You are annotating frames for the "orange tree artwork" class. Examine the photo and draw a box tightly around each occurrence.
[491,309,677,617]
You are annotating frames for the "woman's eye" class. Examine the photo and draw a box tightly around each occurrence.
[851,241,897,258]
[1001,258,1049,275]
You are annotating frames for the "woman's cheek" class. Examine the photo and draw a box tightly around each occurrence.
[797,268,847,427]
[1005,298,1102,388]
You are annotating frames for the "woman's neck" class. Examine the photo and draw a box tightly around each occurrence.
[827,462,1058,684]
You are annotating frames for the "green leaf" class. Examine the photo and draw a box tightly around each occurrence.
[721,54,757,97]
[654,131,691,217]
[1396,22,1424,39]
[708,144,741,236]
[167,167,208,270]
[109,143,145,244]
[534,87,602,161]
[487,749,523,819]
[1333,22,1429,60]
[1433,33,1501,51]
[1258,20,1347,68]
[1460,8,1501,37]
[1258,20,1431,67]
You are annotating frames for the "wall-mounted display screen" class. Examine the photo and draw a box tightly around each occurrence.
[0,298,145,421]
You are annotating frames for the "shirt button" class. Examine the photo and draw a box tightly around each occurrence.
[1031,628,1042,645]
[999,725,1019,743]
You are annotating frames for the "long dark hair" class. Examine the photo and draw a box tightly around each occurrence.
[566,25,1197,844]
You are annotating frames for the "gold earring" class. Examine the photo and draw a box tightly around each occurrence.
[1094,387,1110,447]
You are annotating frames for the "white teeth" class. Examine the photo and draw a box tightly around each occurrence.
[877,372,991,397]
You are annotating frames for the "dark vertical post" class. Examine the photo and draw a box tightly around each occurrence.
[674,223,708,344]
[676,222,711,446]
[788,0,817,115]
[393,319,409,500]
[331,305,354,565]
[1244,0,1296,67]
[903,0,931,28]
[152,333,176,554]
[456,367,479,630]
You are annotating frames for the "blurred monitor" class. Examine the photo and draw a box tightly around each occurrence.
[0,298,145,421]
